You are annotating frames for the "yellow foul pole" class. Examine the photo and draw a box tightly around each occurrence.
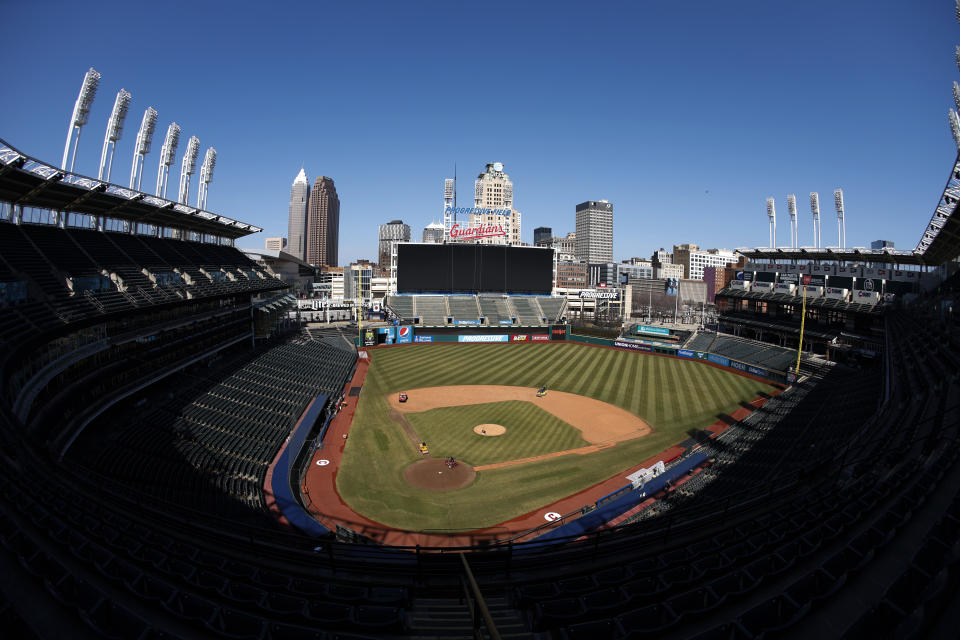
[795,277,808,375]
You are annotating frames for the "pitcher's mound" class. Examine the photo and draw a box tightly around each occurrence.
[474,424,506,436]
[403,458,476,491]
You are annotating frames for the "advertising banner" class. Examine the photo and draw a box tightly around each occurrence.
[511,334,529,342]
[773,283,795,294]
[414,335,433,343]
[614,340,652,352]
[579,289,620,300]
[748,365,767,377]
[377,326,395,344]
[678,349,695,358]
[707,354,730,367]
[853,290,879,304]
[397,326,412,344]
[730,361,748,372]
[807,275,826,287]
[751,281,774,292]
[499,320,515,325]
[550,325,567,341]
[637,325,671,336]
[363,329,375,346]
[531,334,550,341]
[665,278,679,296]
[458,334,509,343]
[779,273,799,284]
[856,278,883,293]
[454,319,480,325]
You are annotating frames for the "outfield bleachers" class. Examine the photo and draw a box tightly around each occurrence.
[413,295,447,325]
[447,295,480,322]
[510,297,544,325]
[537,296,566,323]
[478,296,512,325]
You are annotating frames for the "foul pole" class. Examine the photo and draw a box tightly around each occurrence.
[795,275,810,375]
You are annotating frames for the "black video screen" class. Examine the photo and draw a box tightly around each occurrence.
[397,244,553,294]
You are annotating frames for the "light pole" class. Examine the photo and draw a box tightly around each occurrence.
[156,123,181,199]
[61,67,100,172]
[129,107,157,190]
[98,89,132,182]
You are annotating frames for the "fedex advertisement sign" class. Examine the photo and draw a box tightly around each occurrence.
[397,326,412,344]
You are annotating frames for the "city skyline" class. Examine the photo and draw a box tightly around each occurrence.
[1,1,957,264]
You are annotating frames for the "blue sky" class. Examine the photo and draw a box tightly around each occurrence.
[2,1,957,263]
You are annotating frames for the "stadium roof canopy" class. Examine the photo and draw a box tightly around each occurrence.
[735,246,928,266]
[0,138,261,240]
[914,153,960,265]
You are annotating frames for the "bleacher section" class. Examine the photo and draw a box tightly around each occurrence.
[447,295,480,323]
[66,340,355,525]
[413,295,447,325]
[0,223,285,355]
[478,296,512,325]
[385,294,566,326]
[684,330,717,352]
[710,334,797,372]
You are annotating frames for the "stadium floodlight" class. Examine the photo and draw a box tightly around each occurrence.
[177,135,200,204]
[61,67,101,172]
[98,89,132,182]
[810,192,821,248]
[196,147,217,210]
[787,194,798,248]
[834,188,846,248]
[766,197,776,248]
[129,107,158,191]
[950,109,960,151]
[156,122,181,198]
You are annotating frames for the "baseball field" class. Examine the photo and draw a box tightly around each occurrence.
[337,342,775,532]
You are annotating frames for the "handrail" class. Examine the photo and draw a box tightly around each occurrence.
[459,552,501,640]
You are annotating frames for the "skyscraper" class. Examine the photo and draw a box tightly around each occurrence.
[422,221,445,243]
[306,176,340,267]
[287,168,310,261]
[534,226,553,246]
[575,200,614,264]
[378,219,411,268]
[469,162,522,245]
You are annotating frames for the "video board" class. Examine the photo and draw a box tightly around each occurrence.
[397,244,553,294]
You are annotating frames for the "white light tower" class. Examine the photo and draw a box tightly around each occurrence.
[61,67,101,172]
[156,123,180,198]
[950,109,960,150]
[97,89,132,182]
[787,194,798,248]
[810,192,821,248]
[834,188,846,248]
[178,136,200,205]
[129,107,157,190]
[443,178,455,237]
[196,147,217,210]
[766,197,777,248]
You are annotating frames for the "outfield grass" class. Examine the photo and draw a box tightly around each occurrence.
[337,343,775,531]
[404,401,590,466]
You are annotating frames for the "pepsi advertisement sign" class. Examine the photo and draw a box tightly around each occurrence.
[397,326,413,344]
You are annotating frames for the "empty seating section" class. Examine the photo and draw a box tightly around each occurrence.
[478,296,511,324]
[0,222,285,349]
[385,295,415,322]
[509,297,543,325]
[537,296,566,322]
[414,296,447,325]
[67,340,356,523]
[447,295,480,322]
[385,294,565,326]
[710,334,796,371]
[684,331,717,352]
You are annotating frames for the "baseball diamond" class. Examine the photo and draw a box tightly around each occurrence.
[333,342,776,532]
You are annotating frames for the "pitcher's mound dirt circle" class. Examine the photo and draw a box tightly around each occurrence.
[403,458,476,491]
[474,424,506,436]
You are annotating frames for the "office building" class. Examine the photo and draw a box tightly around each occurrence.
[871,239,895,250]
[469,162,522,245]
[378,220,411,268]
[265,237,286,251]
[287,168,310,261]
[673,243,738,280]
[575,200,613,264]
[588,263,618,288]
[556,260,589,289]
[306,176,340,267]
[422,222,444,243]
[534,226,553,246]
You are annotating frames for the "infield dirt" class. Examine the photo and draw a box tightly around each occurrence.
[387,385,651,444]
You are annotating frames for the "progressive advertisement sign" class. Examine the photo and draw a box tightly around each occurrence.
[397,326,413,344]
[458,334,509,343]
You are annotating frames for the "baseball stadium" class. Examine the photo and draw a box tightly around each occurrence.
[3,16,960,640]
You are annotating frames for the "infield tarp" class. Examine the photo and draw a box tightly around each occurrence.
[527,452,709,546]
[271,394,331,537]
